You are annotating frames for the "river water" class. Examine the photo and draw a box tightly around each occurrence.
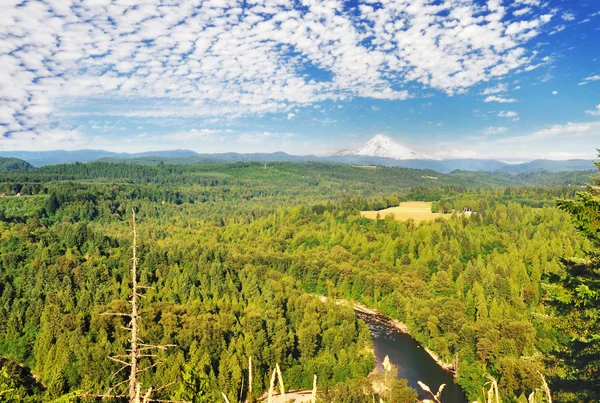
[356,311,468,403]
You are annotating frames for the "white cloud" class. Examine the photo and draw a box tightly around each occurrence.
[156,129,221,141]
[483,126,509,135]
[498,111,518,118]
[561,12,575,21]
[434,148,481,159]
[482,83,508,95]
[239,131,294,145]
[513,8,532,17]
[514,0,541,6]
[485,96,517,103]
[493,121,600,144]
[579,75,600,85]
[435,147,592,162]
[435,121,600,161]
[585,105,600,116]
[552,90,558,95]
[0,0,557,148]
[287,113,295,120]
[0,129,86,151]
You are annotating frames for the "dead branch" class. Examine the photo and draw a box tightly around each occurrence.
[100,312,132,317]
[89,209,179,403]
[108,356,131,366]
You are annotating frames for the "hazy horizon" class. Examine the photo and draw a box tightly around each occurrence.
[1,140,598,165]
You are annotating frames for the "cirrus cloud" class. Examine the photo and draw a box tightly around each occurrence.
[585,105,600,116]
[579,75,600,85]
[483,126,509,135]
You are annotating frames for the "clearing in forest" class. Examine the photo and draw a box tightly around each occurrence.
[360,201,447,223]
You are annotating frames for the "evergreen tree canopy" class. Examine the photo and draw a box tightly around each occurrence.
[548,151,600,402]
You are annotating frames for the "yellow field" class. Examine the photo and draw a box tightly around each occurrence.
[360,201,447,223]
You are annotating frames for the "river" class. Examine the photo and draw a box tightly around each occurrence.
[356,311,468,403]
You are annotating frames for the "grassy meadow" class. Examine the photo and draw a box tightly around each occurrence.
[360,201,449,223]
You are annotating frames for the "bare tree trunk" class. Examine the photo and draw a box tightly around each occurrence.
[248,356,252,397]
[267,368,277,403]
[275,364,285,403]
[95,209,178,402]
[130,209,139,403]
[454,353,459,380]
[134,383,141,403]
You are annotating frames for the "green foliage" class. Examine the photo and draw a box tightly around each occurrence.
[319,370,418,403]
[0,366,18,402]
[0,181,375,401]
[546,155,600,402]
[390,378,420,403]
[319,376,374,403]
[0,358,44,402]
[0,158,32,173]
[172,364,212,403]
[0,160,593,402]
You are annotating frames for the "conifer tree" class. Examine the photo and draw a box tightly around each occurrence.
[548,151,600,402]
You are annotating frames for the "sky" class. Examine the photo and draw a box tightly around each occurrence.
[0,0,599,161]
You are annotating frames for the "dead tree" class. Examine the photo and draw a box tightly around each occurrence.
[128,207,141,400]
[97,209,177,403]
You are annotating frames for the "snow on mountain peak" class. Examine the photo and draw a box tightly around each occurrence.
[335,135,435,160]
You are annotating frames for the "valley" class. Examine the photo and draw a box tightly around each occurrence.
[2,1,599,401]
[0,158,597,402]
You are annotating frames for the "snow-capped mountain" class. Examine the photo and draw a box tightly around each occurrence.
[335,135,435,160]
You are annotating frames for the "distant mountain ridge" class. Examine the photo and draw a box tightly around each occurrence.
[0,149,595,174]
[0,149,199,167]
[495,159,596,173]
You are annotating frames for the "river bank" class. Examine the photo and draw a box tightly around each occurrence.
[358,311,468,403]
[317,295,456,374]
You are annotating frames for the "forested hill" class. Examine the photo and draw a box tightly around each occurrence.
[0,160,594,192]
[0,157,32,172]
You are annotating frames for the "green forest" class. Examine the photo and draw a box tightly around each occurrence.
[0,159,598,402]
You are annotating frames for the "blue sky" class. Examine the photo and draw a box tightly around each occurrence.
[1,0,599,161]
